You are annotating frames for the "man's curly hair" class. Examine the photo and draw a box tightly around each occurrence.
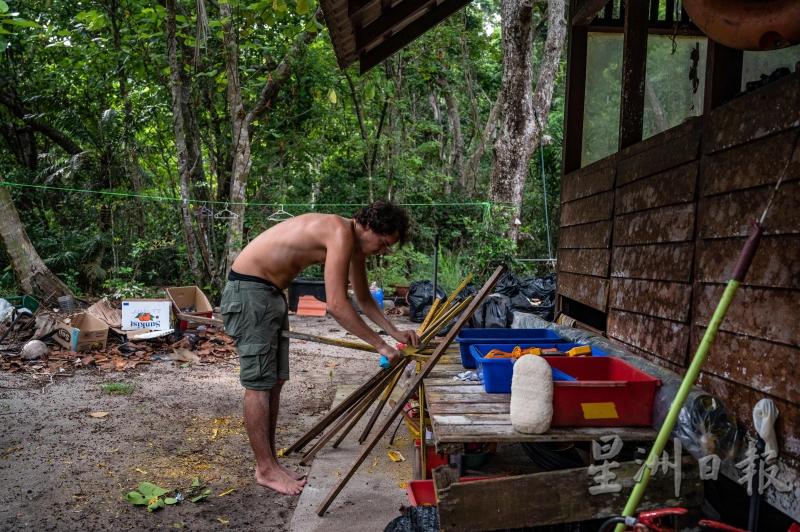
[353,200,409,245]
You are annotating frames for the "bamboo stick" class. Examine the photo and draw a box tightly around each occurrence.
[316,265,506,516]
[357,366,405,444]
[418,296,474,346]
[431,273,473,323]
[417,297,441,335]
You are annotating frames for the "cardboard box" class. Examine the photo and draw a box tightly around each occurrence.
[121,299,172,331]
[54,313,109,352]
[165,286,213,330]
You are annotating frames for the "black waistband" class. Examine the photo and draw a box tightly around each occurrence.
[228,269,281,290]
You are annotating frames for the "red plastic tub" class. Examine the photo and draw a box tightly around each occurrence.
[414,439,449,479]
[545,357,660,427]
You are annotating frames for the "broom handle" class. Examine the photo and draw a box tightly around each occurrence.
[615,221,764,530]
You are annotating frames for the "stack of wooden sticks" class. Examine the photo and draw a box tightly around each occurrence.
[281,265,507,516]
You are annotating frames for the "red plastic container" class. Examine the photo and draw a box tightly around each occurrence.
[545,356,661,427]
[414,439,449,479]
[406,477,492,506]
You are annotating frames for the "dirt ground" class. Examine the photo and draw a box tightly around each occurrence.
[0,314,406,531]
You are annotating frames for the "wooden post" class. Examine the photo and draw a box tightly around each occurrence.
[315,265,507,516]
[618,0,648,149]
[562,0,588,174]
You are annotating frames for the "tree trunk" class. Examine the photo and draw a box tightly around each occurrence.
[438,76,464,187]
[645,77,669,133]
[463,94,502,195]
[219,7,322,278]
[490,0,565,243]
[0,186,74,302]
[166,0,203,284]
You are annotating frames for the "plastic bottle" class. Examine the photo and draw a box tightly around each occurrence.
[370,282,384,311]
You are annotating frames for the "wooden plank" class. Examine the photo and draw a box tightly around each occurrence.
[436,459,701,531]
[698,372,800,460]
[615,162,696,214]
[613,203,695,246]
[559,220,612,249]
[561,155,615,203]
[706,72,800,153]
[693,284,799,346]
[607,310,689,367]
[427,403,510,414]
[560,190,614,227]
[425,391,510,403]
[425,385,486,394]
[433,424,657,444]
[431,413,512,425]
[697,180,800,239]
[701,127,800,197]
[608,278,692,322]
[702,40,743,113]
[610,242,694,282]
[316,265,507,515]
[617,119,701,185]
[557,272,609,312]
[617,0,648,149]
[608,336,686,375]
[562,19,588,174]
[558,248,610,277]
[355,0,433,52]
[358,0,472,73]
[571,0,611,26]
[424,378,473,386]
[694,236,800,289]
[692,328,800,405]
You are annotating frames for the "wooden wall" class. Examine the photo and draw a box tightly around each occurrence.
[556,73,800,472]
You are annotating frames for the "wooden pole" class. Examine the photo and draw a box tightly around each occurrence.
[300,362,404,464]
[419,296,474,346]
[316,264,507,516]
[357,366,405,444]
[284,364,395,455]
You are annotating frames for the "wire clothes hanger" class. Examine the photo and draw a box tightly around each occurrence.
[197,205,214,218]
[267,204,294,221]
[214,203,239,220]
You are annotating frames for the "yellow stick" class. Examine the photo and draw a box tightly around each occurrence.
[417,297,442,335]
[419,296,474,346]
[431,273,473,323]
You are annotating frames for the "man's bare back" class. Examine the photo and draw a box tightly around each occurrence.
[232,213,353,289]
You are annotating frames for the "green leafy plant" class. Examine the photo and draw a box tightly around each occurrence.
[126,482,177,512]
[101,382,136,396]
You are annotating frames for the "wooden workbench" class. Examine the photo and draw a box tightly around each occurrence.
[424,347,657,454]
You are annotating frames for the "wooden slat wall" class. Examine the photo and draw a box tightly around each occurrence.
[557,156,615,311]
[556,74,800,470]
[694,72,800,463]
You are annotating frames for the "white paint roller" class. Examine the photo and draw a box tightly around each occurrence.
[510,354,553,434]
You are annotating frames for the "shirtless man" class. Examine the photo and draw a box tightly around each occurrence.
[220,200,419,495]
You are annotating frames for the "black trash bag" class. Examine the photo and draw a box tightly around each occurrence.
[384,506,439,532]
[494,271,521,297]
[407,281,447,323]
[510,292,534,312]
[453,284,478,302]
[472,294,513,328]
[520,274,556,302]
[528,303,555,322]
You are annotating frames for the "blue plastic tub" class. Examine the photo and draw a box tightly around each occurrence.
[470,343,607,393]
[456,328,566,368]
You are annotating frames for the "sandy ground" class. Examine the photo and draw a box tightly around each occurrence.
[0,314,409,531]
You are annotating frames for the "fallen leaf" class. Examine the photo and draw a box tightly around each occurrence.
[398,481,407,489]
[216,517,229,524]
[387,450,405,462]
[135,467,148,475]
[218,488,235,497]
[89,411,109,418]
[277,448,286,458]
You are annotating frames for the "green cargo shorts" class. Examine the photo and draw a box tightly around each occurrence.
[220,279,289,390]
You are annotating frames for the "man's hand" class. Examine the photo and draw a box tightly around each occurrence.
[378,343,403,365]
[391,329,420,347]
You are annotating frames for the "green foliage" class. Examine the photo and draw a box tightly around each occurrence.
[0,0,567,296]
[101,382,136,396]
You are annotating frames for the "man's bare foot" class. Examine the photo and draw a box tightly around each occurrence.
[278,462,306,481]
[255,468,305,495]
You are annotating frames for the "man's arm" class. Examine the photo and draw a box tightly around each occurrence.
[323,224,401,361]
[349,255,419,347]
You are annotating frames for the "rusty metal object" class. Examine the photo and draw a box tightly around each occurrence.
[683,0,800,50]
